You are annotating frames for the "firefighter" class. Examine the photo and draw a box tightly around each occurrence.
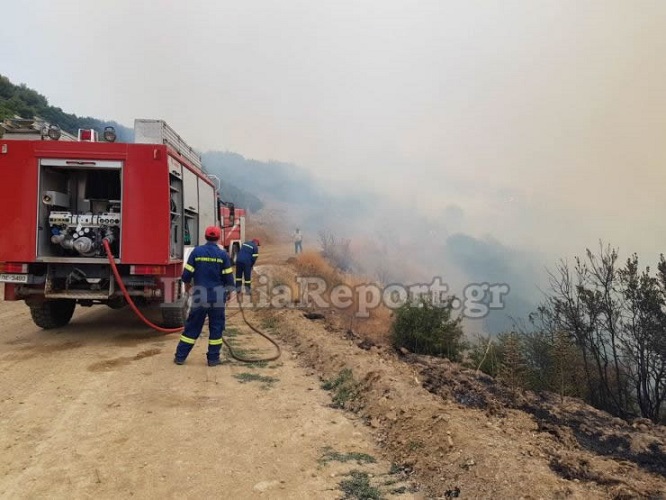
[174,226,235,367]
[293,228,303,254]
[235,238,260,296]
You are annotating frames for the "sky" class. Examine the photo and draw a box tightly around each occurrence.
[2,0,665,280]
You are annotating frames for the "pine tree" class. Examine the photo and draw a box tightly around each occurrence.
[552,330,572,402]
[499,332,526,397]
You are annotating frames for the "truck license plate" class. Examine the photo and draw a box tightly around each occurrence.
[0,274,28,283]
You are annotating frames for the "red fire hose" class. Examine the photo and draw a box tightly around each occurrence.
[103,239,182,333]
[102,239,281,361]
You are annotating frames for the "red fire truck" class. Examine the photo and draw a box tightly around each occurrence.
[0,118,245,329]
[219,201,246,262]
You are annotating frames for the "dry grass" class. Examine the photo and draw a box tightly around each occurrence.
[269,265,301,305]
[294,251,342,288]
[246,216,393,344]
[355,305,393,345]
[294,251,393,345]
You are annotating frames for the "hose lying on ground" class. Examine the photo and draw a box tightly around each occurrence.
[229,297,281,362]
[102,239,280,362]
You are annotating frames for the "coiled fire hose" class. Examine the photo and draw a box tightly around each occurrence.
[102,239,281,362]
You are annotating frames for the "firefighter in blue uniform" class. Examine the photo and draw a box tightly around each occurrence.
[235,238,260,296]
[174,226,235,366]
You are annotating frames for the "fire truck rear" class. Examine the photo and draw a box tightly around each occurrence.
[219,201,246,262]
[0,118,235,329]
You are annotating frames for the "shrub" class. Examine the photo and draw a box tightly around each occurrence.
[391,297,465,360]
[318,230,354,272]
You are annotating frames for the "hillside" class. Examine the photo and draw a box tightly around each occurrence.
[202,151,372,225]
[0,74,132,142]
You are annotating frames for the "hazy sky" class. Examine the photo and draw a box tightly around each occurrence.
[2,0,665,264]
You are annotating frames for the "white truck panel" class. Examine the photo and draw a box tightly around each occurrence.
[198,179,216,242]
[182,167,199,213]
[134,119,203,171]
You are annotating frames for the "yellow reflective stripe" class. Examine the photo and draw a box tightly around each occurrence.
[221,267,233,274]
[235,278,242,282]
[194,257,225,263]
[243,243,254,249]
[252,254,259,257]
[184,264,195,272]
[243,280,252,284]
[179,335,196,345]
[208,339,224,346]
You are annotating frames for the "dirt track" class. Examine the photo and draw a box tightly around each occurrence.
[0,285,413,499]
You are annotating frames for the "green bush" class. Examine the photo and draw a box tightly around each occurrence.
[391,297,465,360]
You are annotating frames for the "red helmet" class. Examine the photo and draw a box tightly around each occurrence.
[205,226,221,240]
[252,238,261,246]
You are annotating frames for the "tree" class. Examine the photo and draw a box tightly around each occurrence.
[551,330,577,402]
[619,254,666,422]
[539,244,632,417]
[498,332,526,396]
[537,244,666,421]
[318,230,353,272]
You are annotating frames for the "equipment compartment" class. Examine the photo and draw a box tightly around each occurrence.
[37,159,123,260]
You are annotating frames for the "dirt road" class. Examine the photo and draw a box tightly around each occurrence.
[0,286,412,499]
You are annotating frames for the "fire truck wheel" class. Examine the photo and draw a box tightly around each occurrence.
[29,299,76,330]
[161,299,188,328]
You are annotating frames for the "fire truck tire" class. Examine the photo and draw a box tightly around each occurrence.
[161,300,188,328]
[29,299,76,329]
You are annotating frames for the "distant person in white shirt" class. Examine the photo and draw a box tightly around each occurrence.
[293,228,303,254]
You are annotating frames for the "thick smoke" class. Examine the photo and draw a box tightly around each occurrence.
[204,151,546,334]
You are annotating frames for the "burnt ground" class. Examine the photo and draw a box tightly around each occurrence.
[266,304,666,499]
[412,354,666,492]
[253,248,666,499]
